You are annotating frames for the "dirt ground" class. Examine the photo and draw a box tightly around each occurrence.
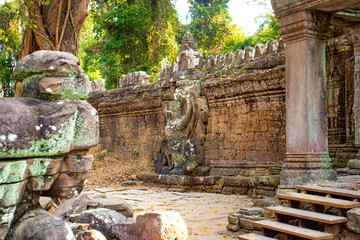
[86,147,151,189]
[85,149,252,239]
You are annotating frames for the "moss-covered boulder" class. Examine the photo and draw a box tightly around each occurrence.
[0,51,98,239]
[0,98,98,158]
[14,50,92,101]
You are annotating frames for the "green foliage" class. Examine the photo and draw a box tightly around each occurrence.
[79,0,181,89]
[221,13,280,53]
[0,1,22,97]
[78,15,102,81]
[187,0,234,57]
[254,13,280,43]
[133,148,139,156]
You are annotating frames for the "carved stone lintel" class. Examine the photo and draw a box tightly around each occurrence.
[271,0,360,18]
[279,10,332,43]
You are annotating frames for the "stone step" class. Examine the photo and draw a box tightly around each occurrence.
[276,192,360,209]
[265,206,348,224]
[296,184,360,200]
[238,233,277,240]
[252,220,333,240]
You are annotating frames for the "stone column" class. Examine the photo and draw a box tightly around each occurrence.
[354,41,360,144]
[279,10,337,186]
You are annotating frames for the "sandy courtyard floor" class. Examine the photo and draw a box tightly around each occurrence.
[84,188,253,240]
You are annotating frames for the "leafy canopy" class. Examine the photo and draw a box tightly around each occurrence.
[0,1,22,97]
[79,0,180,89]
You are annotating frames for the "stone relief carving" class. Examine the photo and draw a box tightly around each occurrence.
[155,33,208,175]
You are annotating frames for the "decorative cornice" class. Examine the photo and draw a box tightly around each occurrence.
[272,0,360,18]
[279,10,332,43]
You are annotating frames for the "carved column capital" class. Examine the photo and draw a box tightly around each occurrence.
[279,10,332,43]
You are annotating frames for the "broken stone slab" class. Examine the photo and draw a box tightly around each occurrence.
[238,207,264,216]
[87,197,134,218]
[53,192,134,219]
[68,208,128,224]
[0,99,98,158]
[110,212,188,240]
[53,193,92,220]
[346,208,360,234]
[347,159,360,169]
[8,208,74,240]
[88,209,129,239]
[253,197,280,208]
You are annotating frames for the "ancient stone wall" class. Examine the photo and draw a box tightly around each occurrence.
[326,24,360,165]
[201,54,285,176]
[89,84,166,171]
[89,29,360,186]
[88,35,286,178]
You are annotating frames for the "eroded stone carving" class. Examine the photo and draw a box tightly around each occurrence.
[119,71,150,88]
[0,50,98,238]
[235,50,245,64]
[225,52,235,66]
[245,46,255,60]
[91,79,105,93]
[155,33,208,175]
[205,55,216,71]
[171,32,204,80]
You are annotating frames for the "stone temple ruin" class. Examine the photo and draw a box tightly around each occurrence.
[2,0,360,239]
[88,0,360,239]
[89,1,360,193]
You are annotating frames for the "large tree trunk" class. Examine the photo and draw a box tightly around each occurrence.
[15,0,89,96]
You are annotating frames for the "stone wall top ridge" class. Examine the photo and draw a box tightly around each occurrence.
[157,37,285,83]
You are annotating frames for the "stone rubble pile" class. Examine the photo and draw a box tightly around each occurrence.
[0,50,188,240]
[8,192,188,240]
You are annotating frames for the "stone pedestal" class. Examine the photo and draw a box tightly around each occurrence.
[278,10,336,185]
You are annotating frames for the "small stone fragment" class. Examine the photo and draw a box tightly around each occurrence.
[76,230,107,240]
[346,208,360,234]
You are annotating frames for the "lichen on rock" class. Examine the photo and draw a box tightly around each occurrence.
[0,50,98,239]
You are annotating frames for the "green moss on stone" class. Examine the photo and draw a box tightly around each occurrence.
[0,182,24,207]
[43,88,89,101]
[29,159,51,177]
[0,112,77,158]
[0,206,16,226]
[0,161,27,184]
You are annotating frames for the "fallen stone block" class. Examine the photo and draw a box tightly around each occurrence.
[346,208,360,234]
[238,207,264,216]
[347,159,360,169]
[110,212,188,240]
[8,208,74,240]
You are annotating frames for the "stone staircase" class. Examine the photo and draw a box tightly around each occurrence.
[238,184,360,240]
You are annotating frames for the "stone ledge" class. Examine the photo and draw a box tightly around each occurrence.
[140,173,280,197]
